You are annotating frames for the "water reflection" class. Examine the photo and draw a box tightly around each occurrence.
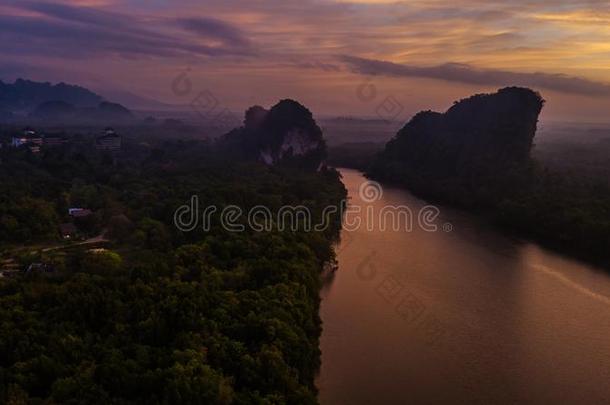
[317,169,610,405]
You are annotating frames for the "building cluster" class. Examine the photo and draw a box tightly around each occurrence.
[5,127,122,154]
[95,127,122,152]
[9,128,68,153]
[11,129,43,153]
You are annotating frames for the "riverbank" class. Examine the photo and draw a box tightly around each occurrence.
[368,166,610,270]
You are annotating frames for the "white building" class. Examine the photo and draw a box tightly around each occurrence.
[95,128,122,152]
[12,129,42,148]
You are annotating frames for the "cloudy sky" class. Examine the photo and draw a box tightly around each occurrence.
[2,0,610,121]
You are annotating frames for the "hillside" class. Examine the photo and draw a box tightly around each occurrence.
[0,79,104,112]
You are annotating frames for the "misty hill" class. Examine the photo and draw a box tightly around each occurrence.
[97,88,176,110]
[0,78,104,113]
[320,116,399,146]
[31,100,76,119]
[218,99,326,171]
[30,100,134,124]
[370,87,544,185]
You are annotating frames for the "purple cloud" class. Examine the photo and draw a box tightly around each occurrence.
[0,1,255,59]
[340,55,610,97]
[178,17,251,48]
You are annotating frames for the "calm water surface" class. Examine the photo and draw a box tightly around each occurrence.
[317,168,610,405]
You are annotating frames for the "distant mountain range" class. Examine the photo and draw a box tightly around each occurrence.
[0,79,104,112]
[30,100,134,124]
[97,88,177,111]
[0,78,136,124]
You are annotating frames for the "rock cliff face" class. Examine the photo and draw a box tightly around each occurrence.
[371,87,544,182]
[219,100,326,170]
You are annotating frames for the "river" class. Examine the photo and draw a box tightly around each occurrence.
[317,168,610,405]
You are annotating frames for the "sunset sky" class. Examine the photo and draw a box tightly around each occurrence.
[2,0,610,121]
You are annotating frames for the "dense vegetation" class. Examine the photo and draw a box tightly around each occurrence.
[366,88,610,268]
[0,129,346,403]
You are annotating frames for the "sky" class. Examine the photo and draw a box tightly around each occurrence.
[1,0,610,122]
